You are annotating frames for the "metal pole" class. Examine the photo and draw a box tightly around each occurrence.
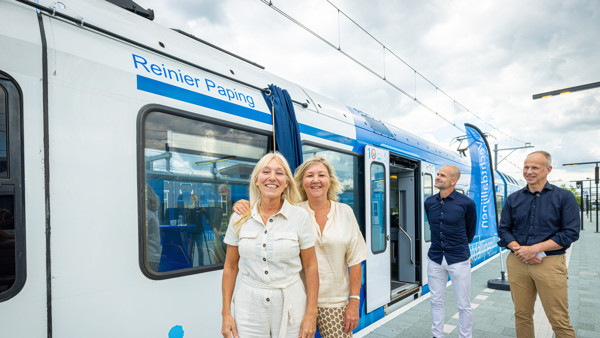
[596,162,599,232]
[489,143,533,291]
[488,143,508,290]
[580,183,584,230]
[494,144,498,171]
[586,195,589,226]
[494,144,506,275]
[586,195,589,220]
[591,180,593,221]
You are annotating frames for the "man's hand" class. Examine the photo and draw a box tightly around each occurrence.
[514,245,540,263]
[527,255,543,265]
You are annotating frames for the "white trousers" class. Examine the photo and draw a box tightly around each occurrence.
[234,277,307,338]
[428,257,472,338]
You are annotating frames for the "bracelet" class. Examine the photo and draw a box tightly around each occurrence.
[349,295,360,301]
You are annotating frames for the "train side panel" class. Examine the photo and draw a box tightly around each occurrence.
[0,1,49,336]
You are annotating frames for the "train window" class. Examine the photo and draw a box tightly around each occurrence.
[301,145,363,231]
[423,173,433,243]
[370,162,386,254]
[0,74,24,300]
[141,111,268,277]
[496,194,503,218]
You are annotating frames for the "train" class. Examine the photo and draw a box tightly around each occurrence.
[0,0,523,336]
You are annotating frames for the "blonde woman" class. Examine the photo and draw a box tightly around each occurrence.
[235,156,367,337]
[221,152,318,338]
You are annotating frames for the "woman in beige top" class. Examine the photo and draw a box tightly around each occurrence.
[235,156,367,337]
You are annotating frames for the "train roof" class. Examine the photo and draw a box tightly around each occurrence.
[495,171,523,187]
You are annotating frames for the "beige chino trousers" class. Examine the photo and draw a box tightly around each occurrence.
[506,252,575,338]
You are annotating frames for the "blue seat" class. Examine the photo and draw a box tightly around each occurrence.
[158,243,191,272]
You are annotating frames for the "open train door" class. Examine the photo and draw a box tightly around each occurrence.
[364,145,391,313]
[420,161,436,286]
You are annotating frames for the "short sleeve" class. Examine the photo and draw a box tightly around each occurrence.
[296,209,315,250]
[223,213,243,246]
[342,204,368,266]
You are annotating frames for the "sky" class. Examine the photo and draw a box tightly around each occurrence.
[138,0,600,191]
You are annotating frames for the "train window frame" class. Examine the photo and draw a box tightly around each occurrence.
[137,104,270,280]
[300,142,364,234]
[423,173,433,243]
[0,72,25,301]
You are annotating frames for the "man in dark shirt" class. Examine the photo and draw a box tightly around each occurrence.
[425,165,477,338]
[498,151,579,338]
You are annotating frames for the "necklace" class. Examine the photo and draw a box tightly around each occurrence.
[258,202,279,223]
[311,200,331,218]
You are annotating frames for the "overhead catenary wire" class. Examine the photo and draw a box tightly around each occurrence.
[261,0,460,131]
[260,0,528,145]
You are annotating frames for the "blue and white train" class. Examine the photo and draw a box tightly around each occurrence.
[0,0,523,336]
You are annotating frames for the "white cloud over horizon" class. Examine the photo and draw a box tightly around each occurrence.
[140,0,600,188]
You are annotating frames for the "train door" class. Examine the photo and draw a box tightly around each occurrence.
[364,145,390,313]
[420,161,436,286]
[389,155,419,301]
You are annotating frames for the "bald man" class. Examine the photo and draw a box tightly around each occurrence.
[425,165,477,338]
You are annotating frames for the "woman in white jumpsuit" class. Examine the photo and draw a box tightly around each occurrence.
[221,152,319,338]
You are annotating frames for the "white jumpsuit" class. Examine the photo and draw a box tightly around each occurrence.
[224,200,315,338]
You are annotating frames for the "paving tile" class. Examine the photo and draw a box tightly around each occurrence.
[360,219,598,337]
[576,329,600,338]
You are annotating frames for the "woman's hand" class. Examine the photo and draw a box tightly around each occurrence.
[221,313,238,338]
[232,199,250,215]
[298,313,317,338]
[221,246,240,338]
[343,300,360,333]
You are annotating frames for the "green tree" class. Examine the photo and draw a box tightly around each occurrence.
[561,184,581,206]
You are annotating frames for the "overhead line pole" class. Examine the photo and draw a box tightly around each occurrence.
[494,143,534,170]
[571,178,596,229]
[485,142,533,292]
[563,161,600,232]
[570,180,585,230]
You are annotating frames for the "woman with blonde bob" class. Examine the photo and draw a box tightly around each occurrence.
[294,156,367,337]
[234,156,367,337]
[221,152,319,338]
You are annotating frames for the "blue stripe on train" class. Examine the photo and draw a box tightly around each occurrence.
[136,75,356,147]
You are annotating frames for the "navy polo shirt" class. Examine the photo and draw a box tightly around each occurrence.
[498,182,580,255]
[425,190,477,265]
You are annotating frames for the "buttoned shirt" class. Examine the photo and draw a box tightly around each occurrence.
[298,200,368,307]
[224,199,315,285]
[425,190,477,265]
[498,182,580,255]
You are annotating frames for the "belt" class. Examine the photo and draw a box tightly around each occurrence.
[240,274,302,338]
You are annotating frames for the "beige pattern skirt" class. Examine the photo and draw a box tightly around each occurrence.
[317,305,352,338]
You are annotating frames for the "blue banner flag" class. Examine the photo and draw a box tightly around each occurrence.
[464,123,498,239]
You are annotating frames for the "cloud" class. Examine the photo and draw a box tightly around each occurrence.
[148,0,229,27]
[139,0,600,187]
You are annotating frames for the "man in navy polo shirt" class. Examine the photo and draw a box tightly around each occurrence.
[425,165,477,338]
[498,151,579,338]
